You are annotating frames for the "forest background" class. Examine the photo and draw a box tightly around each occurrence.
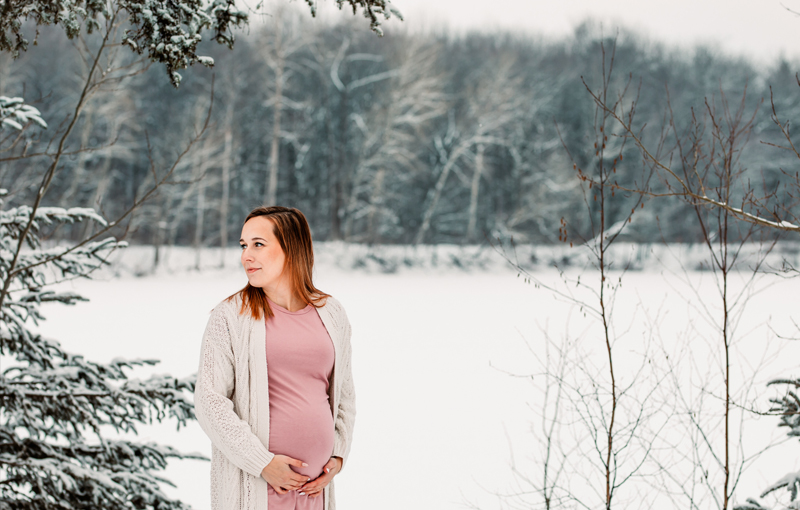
[5,4,800,251]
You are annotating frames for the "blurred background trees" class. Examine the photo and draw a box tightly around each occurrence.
[4,15,795,250]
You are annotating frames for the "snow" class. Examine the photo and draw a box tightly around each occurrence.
[1,118,22,130]
[33,244,800,510]
[0,96,47,130]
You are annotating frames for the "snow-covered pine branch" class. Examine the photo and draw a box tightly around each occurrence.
[761,471,800,501]
[120,0,248,86]
[306,0,401,35]
[0,97,47,131]
[1,364,196,433]
[734,499,769,510]
[2,0,398,87]
[0,441,204,510]
[734,379,800,509]
[768,378,800,438]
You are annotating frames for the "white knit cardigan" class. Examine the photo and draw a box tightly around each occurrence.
[194,294,356,510]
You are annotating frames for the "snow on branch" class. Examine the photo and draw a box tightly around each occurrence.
[303,0,401,35]
[767,378,800,438]
[33,207,108,227]
[16,237,127,281]
[734,499,769,510]
[760,471,800,501]
[738,379,800,508]
[0,439,204,508]
[0,206,112,244]
[0,97,47,132]
[0,365,197,432]
[120,0,248,86]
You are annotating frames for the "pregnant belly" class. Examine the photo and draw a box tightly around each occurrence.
[268,402,335,479]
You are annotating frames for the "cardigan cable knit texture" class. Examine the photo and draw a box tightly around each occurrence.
[194,295,355,510]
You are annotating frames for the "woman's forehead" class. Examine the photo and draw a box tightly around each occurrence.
[241,216,275,238]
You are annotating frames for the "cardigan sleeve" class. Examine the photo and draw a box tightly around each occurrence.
[331,308,356,469]
[194,304,275,477]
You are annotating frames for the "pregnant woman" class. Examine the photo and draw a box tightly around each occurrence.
[194,206,356,510]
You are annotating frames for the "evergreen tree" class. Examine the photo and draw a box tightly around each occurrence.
[1,95,197,509]
[0,218,198,508]
[0,122,197,509]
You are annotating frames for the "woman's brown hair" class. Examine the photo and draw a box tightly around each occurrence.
[229,206,330,320]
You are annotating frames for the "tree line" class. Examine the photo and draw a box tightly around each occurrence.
[2,9,798,252]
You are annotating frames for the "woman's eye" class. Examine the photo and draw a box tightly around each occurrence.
[255,242,263,247]
[240,244,246,250]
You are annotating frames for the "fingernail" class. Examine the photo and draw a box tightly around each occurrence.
[325,468,330,473]
[299,492,305,495]
[302,463,308,467]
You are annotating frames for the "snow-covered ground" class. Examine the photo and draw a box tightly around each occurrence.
[34,244,800,510]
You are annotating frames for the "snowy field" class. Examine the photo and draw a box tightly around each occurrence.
[33,244,800,510]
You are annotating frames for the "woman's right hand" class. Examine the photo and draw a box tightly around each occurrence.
[261,455,310,494]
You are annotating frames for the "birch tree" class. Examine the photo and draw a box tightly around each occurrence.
[414,55,526,245]
[261,7,312,206]
[342,40,447,242]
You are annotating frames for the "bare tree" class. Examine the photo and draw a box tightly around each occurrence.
[586,78,800,237]
[581,43,798,510]
[493,37,663,510]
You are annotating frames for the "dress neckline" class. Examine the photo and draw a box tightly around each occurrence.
[266,296,313,315]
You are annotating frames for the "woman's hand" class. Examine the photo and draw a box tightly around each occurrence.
[261,455,310,494]
[299,457,343,498]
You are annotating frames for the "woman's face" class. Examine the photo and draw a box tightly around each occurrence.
[240,216,287,290]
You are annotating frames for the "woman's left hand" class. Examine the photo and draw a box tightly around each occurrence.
[300,457,343,498]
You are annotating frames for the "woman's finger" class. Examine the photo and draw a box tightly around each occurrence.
[282,477,305,489]
[292,474,310,484]
[303,478,330,494]
[301,481,322,492]
[285,456,309,469]
[300,475,320,490]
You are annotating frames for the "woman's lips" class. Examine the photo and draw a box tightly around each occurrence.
[247,268,260,274]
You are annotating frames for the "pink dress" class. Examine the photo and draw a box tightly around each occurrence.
[265,297,335,510]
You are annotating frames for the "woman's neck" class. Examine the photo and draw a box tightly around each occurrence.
[263,283,303,312]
